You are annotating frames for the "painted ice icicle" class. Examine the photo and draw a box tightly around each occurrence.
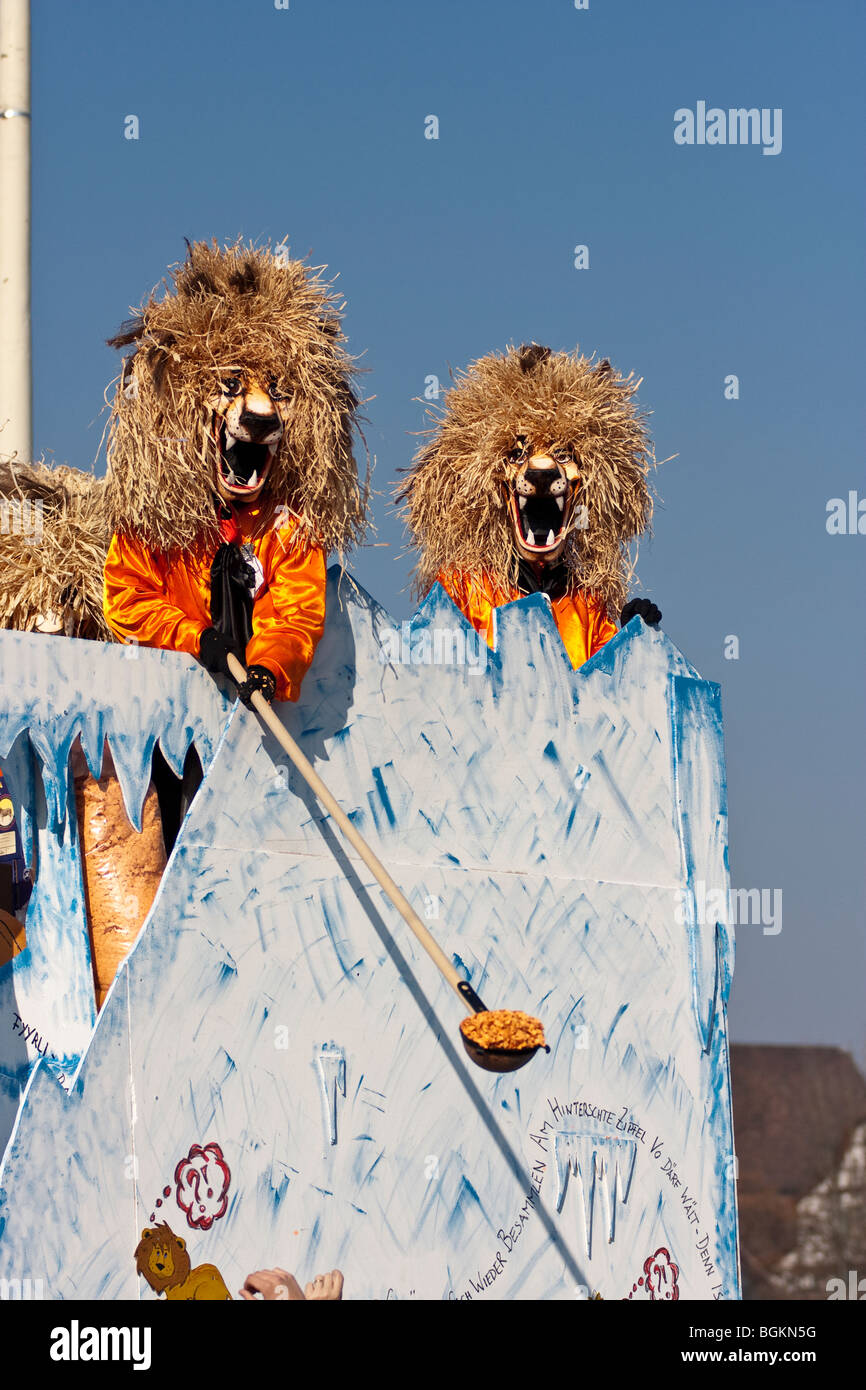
[316,1043,346,1146]
[0,568,739,1300]
[552,1128,637,1256]
[0,629,231,1146]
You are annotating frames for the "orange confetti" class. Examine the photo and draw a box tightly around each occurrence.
[460,1010,545,1052]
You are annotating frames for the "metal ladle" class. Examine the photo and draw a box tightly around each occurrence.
[228,653,546,1074]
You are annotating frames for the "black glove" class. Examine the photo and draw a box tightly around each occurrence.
[620,598,662,628]
[200,625,244,678]
[236,665,277,709]
[199,626,241,678]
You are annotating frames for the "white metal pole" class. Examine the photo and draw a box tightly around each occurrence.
[0,0,32,463]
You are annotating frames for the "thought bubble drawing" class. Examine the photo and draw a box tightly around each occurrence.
[149,1186,172,1222]
[174,1142,231,1231]
[643,1247,679,1300]
[625,1247,680,1300]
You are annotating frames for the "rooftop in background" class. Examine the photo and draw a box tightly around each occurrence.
[732,1044,866,1300]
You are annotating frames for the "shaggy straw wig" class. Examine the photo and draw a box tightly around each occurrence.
[104,239,367,555]
[399,344,655,618]
[0,460,110,639]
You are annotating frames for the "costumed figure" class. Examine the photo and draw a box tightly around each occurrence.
[0,459,109,639]
[102,238,366,710]
[92,239,365,1003]
[398,343,660,667]
[0,460,167,1006]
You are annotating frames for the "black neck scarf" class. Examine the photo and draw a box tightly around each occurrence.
[516,558,569,601]
[210,505,255,653]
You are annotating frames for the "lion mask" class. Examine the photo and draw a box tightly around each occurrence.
[0,460,110,639]
[399,343,655,618]
[104,239,367,557]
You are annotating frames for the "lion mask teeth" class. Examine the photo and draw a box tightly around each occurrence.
[215,417,277,498]
[507,457,576,559]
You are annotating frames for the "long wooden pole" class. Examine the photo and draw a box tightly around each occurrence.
[0,0,32,463]
[225,652,486,1011]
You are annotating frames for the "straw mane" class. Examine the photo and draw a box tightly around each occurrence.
[398,344,655,617]
[0,460,110,639]
[104,239,367,556]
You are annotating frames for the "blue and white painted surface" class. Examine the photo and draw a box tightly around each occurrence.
[0,634,230,1148]
[0,569,739,1299]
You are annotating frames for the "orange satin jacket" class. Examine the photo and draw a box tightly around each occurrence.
[436,568,617,670]
[103,510,326,702]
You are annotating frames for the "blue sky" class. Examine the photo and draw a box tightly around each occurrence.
[30,0,865,1061]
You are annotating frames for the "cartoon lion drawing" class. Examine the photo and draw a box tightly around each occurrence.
[134,1221,231,1301]
[0,459,109,639]
[398,343,659,669]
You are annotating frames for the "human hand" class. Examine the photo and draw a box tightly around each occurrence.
[239,1268,306,1301]
[199,626,241,678]
[304,1269,344,1301]
[620,598,662,628]
[235,664,277,708]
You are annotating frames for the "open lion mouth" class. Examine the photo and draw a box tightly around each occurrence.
[215,420,277,496]
[509,487,569,555]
